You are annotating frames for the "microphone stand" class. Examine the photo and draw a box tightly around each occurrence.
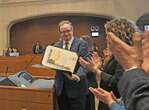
[23,54,37,71]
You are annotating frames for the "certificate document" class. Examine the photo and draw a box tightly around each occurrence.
[42,45,78,73]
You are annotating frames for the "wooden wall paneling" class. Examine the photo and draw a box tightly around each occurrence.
[10,15,109,55]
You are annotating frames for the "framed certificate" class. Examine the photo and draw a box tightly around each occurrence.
[42,45,78,73]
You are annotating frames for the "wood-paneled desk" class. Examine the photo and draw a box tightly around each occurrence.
[0,55,56,110]
[0,54,56,77]
[0,85,55,110]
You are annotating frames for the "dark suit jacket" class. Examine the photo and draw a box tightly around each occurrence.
[54,37,89,98]
[118,68,149,110]
[101,56,124,97]
[32,44,43,54]
[99,56,124,110]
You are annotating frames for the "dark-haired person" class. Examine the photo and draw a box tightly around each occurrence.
[32,41,43,54]
[80,50,124,110]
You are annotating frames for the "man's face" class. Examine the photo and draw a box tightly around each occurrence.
[103,48,112,57]
[59,23,73,42]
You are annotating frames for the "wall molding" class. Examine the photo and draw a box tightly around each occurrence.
[0,0,88,6]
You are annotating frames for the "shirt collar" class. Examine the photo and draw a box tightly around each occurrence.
[63,37,74,50]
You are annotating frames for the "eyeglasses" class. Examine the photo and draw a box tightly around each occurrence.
[60,29,72,33]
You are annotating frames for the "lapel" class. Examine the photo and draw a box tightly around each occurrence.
[103,56,115,71]
[70,37,77,52]
[56,40,63,48]
[56,37,78,52]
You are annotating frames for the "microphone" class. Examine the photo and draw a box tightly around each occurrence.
[5,66,15,76]
[5,66,8,75]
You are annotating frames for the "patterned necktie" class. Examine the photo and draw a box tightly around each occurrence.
[65,42,69,50]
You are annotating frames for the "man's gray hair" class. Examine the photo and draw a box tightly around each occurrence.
[105,17,140,45]
[58,20,73,31]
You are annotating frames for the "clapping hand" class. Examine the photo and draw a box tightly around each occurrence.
[89,87,116,107]
[107,32,143,71]
[79,52,102,73]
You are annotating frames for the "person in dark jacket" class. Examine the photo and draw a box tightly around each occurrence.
[80,51,124,110]
[54,20,89,110]
[32,41,43,54]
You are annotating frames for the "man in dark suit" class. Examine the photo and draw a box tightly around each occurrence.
[32,41,43,54]
[54,20,89,110]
